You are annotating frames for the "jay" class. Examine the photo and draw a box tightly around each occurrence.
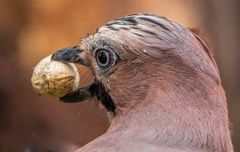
[52,14,233,152]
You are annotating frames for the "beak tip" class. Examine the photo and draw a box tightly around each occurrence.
[51,52,59,61]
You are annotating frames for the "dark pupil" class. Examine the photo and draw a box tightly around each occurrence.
[97,50,109,66]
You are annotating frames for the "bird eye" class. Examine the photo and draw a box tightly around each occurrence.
[95,49,115,69]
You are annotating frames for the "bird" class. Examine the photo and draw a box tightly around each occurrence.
[51,13,234,152]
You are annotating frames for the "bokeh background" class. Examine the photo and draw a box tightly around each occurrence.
[0,0,239,151]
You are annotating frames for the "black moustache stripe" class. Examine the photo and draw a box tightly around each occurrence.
[89,81,116,114]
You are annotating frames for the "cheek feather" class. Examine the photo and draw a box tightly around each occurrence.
[89,80,116,114]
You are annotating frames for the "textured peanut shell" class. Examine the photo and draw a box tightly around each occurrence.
[31,55,80,97]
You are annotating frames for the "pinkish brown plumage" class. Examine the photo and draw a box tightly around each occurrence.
[51,13,233,152]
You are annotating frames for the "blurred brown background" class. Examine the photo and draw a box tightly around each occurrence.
[0,0,239,151]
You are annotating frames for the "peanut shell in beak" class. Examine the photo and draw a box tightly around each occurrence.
[31,55,93,98]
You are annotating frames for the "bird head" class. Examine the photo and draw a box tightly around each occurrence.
[51,14,233,152]
[52,13,219,116]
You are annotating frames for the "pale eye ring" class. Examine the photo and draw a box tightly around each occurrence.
[95,49,115,69]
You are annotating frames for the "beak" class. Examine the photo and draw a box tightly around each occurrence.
[51,46,90,66]
[51,46,95,103]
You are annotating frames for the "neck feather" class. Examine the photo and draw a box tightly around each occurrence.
[107,77,233,152]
